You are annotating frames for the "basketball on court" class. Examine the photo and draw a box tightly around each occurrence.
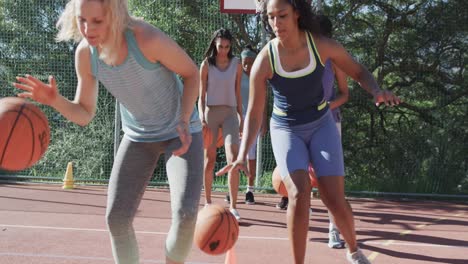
[194,204,239,255]
[272,166,288,197]
[273,165,318,195]
[202,127,224,149]
[0,97,50,171]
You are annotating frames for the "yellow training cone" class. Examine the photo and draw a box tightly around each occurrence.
[62,162,75,189]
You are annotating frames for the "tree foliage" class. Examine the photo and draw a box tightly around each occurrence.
[0,0,466,194]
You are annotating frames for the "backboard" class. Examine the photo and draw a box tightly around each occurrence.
[220,0,259,14]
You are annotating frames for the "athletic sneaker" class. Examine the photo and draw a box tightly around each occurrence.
[245,191,255,205]
[225,194,230,203]
[346,248,371,264]
[276,197,288,210]
[230,208,241,221]
[328,230,344,249]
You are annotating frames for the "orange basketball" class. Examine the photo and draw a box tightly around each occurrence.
[272,166,288,197]
[273,165,318,195]
[202,127,224,149]
[194,204,239,255]
[0,97,50,171]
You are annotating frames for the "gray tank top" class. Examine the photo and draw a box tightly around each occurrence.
[206,57,239,107]
[89,30,201,142]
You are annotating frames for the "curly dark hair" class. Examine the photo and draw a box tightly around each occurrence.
[317,14,333,38]
[258,0,320,38]
[203,28,234,66]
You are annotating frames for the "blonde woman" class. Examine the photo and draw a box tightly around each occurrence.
[13,0,202,263]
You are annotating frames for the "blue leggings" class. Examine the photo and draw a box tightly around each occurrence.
[106,133,203,263]
[270,110,345,179]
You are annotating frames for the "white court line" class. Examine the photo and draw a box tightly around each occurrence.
[0,252,222,264]
[3,224,467,246]
[0,223,288,241]
[365,241,468,249]
[3,224,467,248]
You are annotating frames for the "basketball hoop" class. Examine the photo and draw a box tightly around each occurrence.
[220,0,257,14]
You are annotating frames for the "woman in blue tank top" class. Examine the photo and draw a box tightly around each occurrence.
[217,1,401,264]
[198,29,244,220]
[13,1,202,263]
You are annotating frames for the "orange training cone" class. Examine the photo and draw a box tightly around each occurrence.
[62,162,75,189]
[224,247,237,264]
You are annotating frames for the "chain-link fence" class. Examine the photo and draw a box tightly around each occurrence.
[1,0,467,197]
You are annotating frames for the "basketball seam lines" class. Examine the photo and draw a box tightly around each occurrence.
[20,111,36,167]
[201,207,225,253]
[224,210,233,253]
[23,105,50,156]
[23,105,49,130]
[0,104,27,168]
[221,211,230,253]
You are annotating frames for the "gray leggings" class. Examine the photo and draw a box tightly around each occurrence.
[106,133,203,263]
[205,105,240,146]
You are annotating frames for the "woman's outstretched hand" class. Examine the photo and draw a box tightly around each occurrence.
[215,159,249,177]
[13,75,59,106]
[173,121,192,156]
[373,90,401,107]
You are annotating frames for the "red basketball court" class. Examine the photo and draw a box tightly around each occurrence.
[1,183,467,264]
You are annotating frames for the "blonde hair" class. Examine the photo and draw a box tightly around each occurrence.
[56,0,134,64]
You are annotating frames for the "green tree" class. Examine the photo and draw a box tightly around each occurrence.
[323,0,467,193]
[1,0,466,194]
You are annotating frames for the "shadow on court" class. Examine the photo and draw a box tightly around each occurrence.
[0,183,467,264]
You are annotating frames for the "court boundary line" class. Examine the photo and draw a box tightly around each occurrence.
[2,223,467,249]
[0,252,222,264]
[0,223,288,241]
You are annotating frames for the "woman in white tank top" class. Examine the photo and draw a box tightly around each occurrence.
[198,28,243,220]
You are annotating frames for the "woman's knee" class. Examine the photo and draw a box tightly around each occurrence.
[173,206,198,225]
[321,193,347,212]
[204,151,216,169]
[165,208,198,262]
[224,144,239,163]
[286,186,311,206]
[286,170,311,200]
[288,187,311,203]
[106,210,132,235]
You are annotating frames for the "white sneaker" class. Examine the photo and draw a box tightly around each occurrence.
[230,208,241,221]
[346,248,371,264]
[328,230,344,249]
